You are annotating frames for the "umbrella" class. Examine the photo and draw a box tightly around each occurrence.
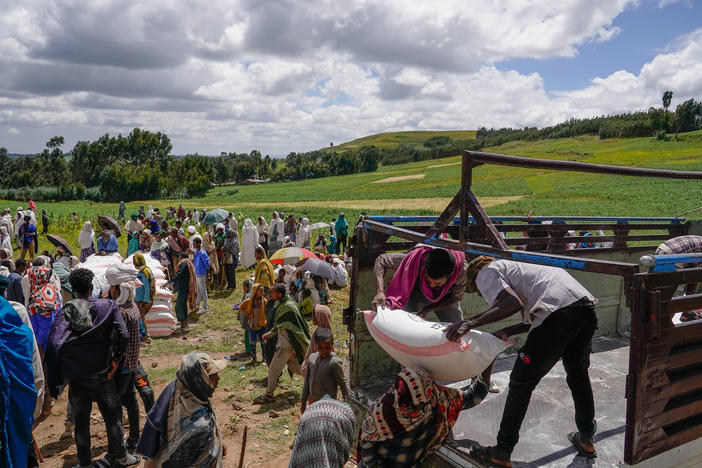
[309,222,330,231]
[46,234,72,255]
[202,208,229,225]
[269,247,316,265]
[98,215,122,237]
[299,257,336,280]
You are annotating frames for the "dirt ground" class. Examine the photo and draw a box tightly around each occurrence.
[370,174,426,183]
[238,195,523,211]
[33,355,303,467]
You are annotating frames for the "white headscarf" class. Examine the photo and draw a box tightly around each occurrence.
[105,263,139,305]
[0,226,12,258]
[78,221,95,249]
[146,205,154,218]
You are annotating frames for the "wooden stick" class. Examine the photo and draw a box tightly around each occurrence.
[33,437,44,463]
[238,425,248,468]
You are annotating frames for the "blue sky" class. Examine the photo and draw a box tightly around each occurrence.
[0,0,701,155]
[500,1,701,92]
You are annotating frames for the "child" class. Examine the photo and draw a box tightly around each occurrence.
[234,279,253,356]
[298,288,315,319]
[240,283,267,363]
[300,328,349,414]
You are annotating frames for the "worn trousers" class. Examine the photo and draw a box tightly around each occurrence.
[497,299,598,454]
[134,362,155,413]
[266,332,301,396]
[224,262,236,290]
[195,274,208,312]
[249,328,267,361]
[115,371,140,446]
[69,374,126,466]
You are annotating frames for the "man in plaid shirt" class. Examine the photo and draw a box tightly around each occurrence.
[655,235,702,321]
[106,264,144,452]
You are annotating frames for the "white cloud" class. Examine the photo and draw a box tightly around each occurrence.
[0,0,699,156]
[7,127,20,134]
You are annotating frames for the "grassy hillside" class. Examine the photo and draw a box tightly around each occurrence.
[325,130,476,151]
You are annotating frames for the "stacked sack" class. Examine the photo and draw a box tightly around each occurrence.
[78,253,124,298]
[124,253,177,337]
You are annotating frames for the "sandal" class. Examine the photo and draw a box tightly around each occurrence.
[253,394,275,404]
[468,445,512,468]
[567,432,597,459]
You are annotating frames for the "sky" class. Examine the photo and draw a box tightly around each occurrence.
[1,0,701,156]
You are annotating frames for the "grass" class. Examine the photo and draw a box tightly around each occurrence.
[324,129,477,151]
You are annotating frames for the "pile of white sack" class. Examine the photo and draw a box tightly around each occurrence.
[78,253,124,298]
[124,253,177,337]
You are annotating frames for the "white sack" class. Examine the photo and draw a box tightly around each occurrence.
[363,307,507,381]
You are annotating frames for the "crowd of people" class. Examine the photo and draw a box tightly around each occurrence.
[0,200,356,467]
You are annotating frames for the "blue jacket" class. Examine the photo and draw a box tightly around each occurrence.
[192,249,210,276]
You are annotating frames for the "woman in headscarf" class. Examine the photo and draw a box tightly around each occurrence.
[222,229,240,290]
[0,226,12,259]
[334,213,349,254]
[136,351,226,467]
[118,201,126,221]
[295,218,311,249]
[240,219,258,269]
[301,304,332,377]
[128,230,140,257]
[146,205,154,219]
[133,253,156,343]
[26,265,60,353]
[140,229,154,252]
[289,396,355,468]
[256,216,269,253]
[96,230,119,255]
[150,231,169,268]
[327,234,338,255]
[77,221,95,262]
[201,230,219,281]
[358,367,491,468]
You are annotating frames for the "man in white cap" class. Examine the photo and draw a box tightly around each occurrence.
[105,263,144,452]
[187,225,202,254]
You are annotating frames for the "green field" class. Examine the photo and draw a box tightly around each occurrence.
[5,130,702,256]
[325,130,476,151]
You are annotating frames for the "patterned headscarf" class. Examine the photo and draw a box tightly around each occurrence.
[133,252,156,301]
[359,367,463,459]
[27,266,58,317]
[465,255,495,293]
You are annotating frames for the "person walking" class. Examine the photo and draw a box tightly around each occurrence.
[41,209,49,235]
[334,213,349,254]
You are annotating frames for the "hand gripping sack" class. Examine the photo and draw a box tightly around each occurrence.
[363,307,507,381]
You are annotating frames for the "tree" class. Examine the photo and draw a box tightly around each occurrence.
[674,99,702,133]
[46,136,65,149]
[662,91,673,111]
[358,145,380,172]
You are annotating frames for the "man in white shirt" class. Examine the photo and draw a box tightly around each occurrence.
[446,256,598,467]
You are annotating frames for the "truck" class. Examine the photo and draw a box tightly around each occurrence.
[343,151,702,467]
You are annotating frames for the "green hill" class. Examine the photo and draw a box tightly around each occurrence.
[326,130,476,151]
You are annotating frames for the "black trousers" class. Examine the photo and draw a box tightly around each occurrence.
[69,374,126,466]
[134,362,155,413]
[497,299,598,454]
[115,371,140,447]
[225,262,236,290]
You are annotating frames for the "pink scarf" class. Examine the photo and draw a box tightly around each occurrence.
[385,246,465,309]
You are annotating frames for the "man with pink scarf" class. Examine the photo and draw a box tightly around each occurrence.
[371,246,467,322]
